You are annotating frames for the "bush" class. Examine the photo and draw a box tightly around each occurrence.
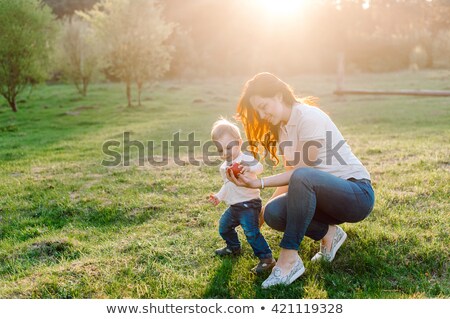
[0,0,57,112]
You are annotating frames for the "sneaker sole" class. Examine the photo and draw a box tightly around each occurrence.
[286,265,306,285]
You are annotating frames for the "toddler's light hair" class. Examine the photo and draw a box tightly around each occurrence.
[211,118,242,141]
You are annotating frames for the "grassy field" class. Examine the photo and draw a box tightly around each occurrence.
[0,70,449,298]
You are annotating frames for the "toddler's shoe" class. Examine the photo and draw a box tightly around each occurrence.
[252,257,276,274]
[215,246,241,256]
[311,225,347,262]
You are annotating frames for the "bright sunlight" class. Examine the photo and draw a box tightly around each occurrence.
[258,0,305,17]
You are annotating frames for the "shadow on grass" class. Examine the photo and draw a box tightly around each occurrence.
[203,257,236,298]
[318,232,450,298]
[250,228,448,298]
[202,253,308,298]
[0,203,165,277]
[1,202,165,242]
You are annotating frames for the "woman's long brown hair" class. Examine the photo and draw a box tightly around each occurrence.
[235,72,318,165]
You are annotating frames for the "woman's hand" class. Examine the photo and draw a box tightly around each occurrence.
[226,168,260,189]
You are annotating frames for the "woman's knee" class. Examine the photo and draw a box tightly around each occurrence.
[264,202,286,232]
[345,209,372,223]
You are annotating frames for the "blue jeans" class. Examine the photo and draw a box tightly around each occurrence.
[219,198,273,259]
[264,167,375,250]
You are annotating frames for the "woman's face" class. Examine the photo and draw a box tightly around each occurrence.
[249,94,286,125]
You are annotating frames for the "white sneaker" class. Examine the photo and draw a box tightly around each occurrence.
[311,225,347,262]
[261,255,305,289]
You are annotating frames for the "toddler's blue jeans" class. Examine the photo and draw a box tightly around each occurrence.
[219,198,273,259]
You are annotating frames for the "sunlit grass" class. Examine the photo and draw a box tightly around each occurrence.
[0,70,449,298]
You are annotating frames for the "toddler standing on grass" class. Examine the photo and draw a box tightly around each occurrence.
[207,119,275,274]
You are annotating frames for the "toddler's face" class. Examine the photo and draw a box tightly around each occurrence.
[214,133,242,163]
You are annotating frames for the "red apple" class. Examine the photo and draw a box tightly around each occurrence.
[227,162,241,177]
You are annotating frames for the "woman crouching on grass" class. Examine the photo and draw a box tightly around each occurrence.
[226,72,375,289]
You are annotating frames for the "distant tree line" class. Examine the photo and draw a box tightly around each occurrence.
[1,0,450,112]
[42,0,450,76]
[1,0,174,111]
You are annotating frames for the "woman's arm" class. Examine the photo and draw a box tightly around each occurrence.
[267,153,301,199]
[266,156,293,199]
[270,185,289,198]
[226,141,320,189]
[226,164,296,188]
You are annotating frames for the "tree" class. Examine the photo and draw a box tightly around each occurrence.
[79,0,174,107]
[56,16,100,96]
[0,0,57,112]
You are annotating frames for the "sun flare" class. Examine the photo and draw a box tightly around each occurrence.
[259,0,304,17]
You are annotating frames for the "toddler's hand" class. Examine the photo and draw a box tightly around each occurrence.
[239,164,250,175]
[239,160,256,175]
[208,194,221,206]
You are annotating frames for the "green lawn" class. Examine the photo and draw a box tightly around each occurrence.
[0,70,449,298]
